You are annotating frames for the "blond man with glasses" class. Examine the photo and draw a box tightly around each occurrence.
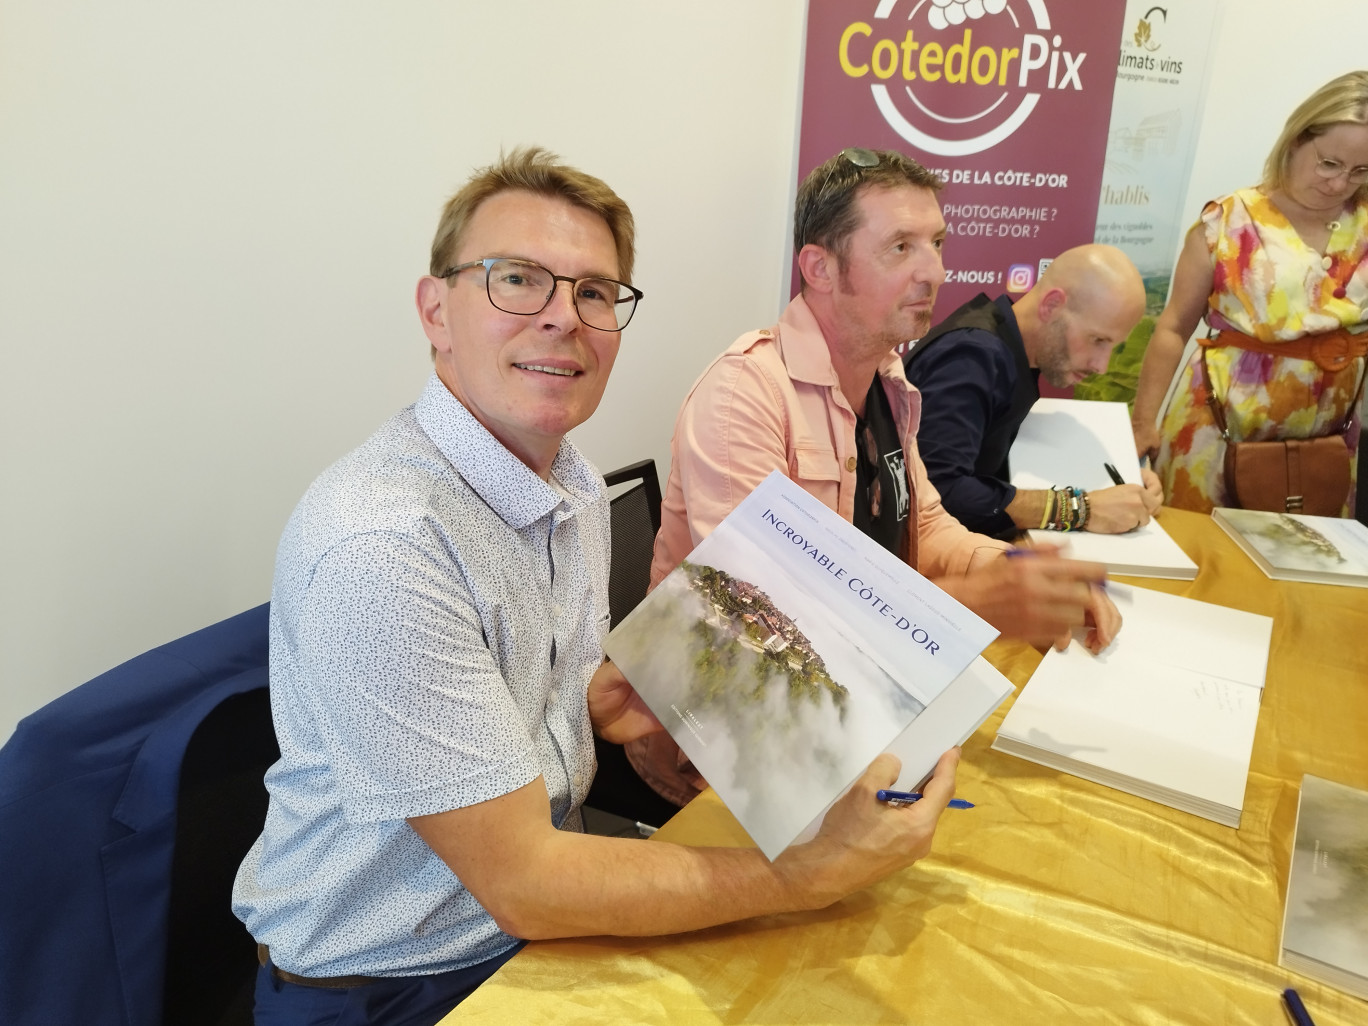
[233,147,964,1026]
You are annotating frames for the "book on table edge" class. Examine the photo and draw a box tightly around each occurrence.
[1009,398,1197,580]
[991,583,1273,828]
[604,471,1011,860]
[1211,507,1368,588]
[1279,774,1368,1000]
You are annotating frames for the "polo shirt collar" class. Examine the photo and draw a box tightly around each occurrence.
[413,373,602,530]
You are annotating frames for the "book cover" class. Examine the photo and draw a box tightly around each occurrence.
[1212,508,1368,588]
[1009,398,1198,580]
[1280,774,1368,999]
[605,471,1001,859]
[993,583,1272,826]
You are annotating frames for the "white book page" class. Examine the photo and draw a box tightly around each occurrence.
[996,585,1273,809]
[999,645,1260,808]
[1009,398,1143,489]
[1010,399,1197,578]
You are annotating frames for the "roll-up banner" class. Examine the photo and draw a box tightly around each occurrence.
[797,0,1127,322]
[1094,0,1218,309]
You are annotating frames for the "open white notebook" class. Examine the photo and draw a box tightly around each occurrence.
[992,583,1272,827]
[1009,398,1197,579]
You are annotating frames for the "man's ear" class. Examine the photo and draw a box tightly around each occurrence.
[796,243,837,295]
[415,275,453,353]
[1035,286,1068,322]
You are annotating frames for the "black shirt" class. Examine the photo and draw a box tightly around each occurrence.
[903,293,1039,540]
[852,378,910,561]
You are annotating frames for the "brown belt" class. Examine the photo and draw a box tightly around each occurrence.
[1202,327,1368,372]
[257,943,384,989]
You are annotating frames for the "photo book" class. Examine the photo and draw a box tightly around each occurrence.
[604,471,1010,860]
[1009,398,1198,580]
[1212,507,1368,588]
[992,583,1273,827]
[1280,774,1368,999]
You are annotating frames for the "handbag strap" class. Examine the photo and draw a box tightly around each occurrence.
[1198,339,1367,442]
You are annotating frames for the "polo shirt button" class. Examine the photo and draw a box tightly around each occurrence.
[547,689,558,706]
[573,772,584,788]
[846,456,857,473]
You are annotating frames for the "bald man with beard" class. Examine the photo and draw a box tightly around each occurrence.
[904,244,1163,540]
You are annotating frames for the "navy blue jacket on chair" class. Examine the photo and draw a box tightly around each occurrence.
[0,604,271,1026]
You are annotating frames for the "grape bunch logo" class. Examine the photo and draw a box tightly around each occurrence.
[836,0,1091,156]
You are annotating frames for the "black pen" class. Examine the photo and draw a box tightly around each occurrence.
[1103,462,1125,486]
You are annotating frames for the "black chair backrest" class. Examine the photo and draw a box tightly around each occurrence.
[603,459,662,629]
[585,458,679,829]
[163,688,279,1026]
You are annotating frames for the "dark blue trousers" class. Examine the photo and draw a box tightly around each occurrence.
[253,944,524,1026]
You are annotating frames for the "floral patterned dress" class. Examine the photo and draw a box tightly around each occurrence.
[1155,188,1368,515]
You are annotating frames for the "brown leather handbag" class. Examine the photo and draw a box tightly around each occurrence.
[1200,344,1365,516]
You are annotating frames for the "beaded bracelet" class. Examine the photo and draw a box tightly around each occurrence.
[1045,486,1091,531]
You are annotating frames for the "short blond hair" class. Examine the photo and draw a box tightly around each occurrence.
[1263,70,1368,201]
[429,147,636,282]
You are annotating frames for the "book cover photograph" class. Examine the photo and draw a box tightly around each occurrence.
[605,472,998,859]
[1280,774,1368,999]
[1213,508,1368,588]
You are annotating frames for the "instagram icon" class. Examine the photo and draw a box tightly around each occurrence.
[1005,264,1035,293]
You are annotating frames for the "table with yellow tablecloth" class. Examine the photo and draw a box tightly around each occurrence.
[444,508,1368,1026]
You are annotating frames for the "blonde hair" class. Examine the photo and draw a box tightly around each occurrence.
[1263,70,1368,200]
[429,146,635,282]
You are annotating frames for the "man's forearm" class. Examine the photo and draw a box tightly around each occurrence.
[411,755,957,943]
[488,829,828,940]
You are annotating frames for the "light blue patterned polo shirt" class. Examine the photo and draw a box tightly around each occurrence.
[232,373,609,977]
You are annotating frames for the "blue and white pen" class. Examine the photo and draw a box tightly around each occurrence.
[877,788,975,810]
[1282,988,1317,1026]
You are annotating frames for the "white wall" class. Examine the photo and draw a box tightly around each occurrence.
[1175,2,1366,253]
[1,0,1363,741]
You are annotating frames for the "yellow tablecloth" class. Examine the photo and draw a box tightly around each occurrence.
[444,508,1368,1025]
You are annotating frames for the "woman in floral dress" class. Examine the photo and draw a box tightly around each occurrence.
[1133,71,1368,515]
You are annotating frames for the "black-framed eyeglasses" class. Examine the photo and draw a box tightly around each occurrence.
[440,257,643,331]
[1310,142,1368,185]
